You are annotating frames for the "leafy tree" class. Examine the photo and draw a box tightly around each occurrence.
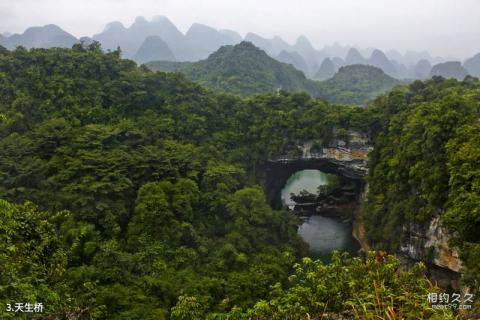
[1,44,477,319]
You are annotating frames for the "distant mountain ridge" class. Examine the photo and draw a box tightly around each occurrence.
[0,24,77,49]
[147,41,317,96]
[345,48,366,65]
[185,23,238,61]
[414,59,432,79]
[368,49,397,77]
[314,58,336,80]
[464,53,480,77]
[1,16,478,81]
[430,61,469,80]
[146,41,401,105]
[90,16,187,60]
[134,36,175,64]
[317,64,401,105]
[276,50,310,76]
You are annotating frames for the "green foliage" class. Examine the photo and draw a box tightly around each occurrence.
[1,44,476,319]
[147,42,317,97]
[216,252,454,319]
[444,122,480,288]
[146,43,400,105]
[0,44,365,318]
[0,199,81,318]
[316,64,401,105]
[365,77,480,288]
[171,296,206,320]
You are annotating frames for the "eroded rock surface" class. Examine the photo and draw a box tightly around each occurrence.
[267,130,371,181]
[401,214,463,273]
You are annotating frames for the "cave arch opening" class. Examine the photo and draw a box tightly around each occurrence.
[280,169,340,211]
[274,168,362,261]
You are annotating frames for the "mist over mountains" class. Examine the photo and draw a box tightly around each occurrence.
[146,41,401,105]
[1,15,479,81]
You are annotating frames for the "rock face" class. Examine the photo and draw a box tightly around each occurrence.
[260,130,371,206]
[260,128,464,285]
[352,184,371,252]
[398,214,464,289]
[269,130,370,180]
[400,215,463,273]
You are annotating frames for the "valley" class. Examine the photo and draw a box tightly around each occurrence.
[0,9,479,319]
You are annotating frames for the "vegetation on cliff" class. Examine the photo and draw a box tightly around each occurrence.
[365,76,480,291]
[316,64,401,105]
[146,42,400,105]
[145,42,316,97]
[0,43,475,318]
[0,43,368,318]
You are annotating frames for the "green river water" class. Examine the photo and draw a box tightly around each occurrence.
[281,169,360,261]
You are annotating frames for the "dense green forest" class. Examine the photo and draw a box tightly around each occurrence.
[316,64,401,105]
[145,42,400,105]
[146,42,318,97]
[364,76,480,289]
[0,44,476,319]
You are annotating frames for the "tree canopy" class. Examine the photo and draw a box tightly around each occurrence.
[0,44,477,318]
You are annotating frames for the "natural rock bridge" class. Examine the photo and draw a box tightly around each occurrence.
[259,130,463,287]
[259,130,372,206]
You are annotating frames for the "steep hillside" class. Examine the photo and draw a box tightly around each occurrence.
[147,41,317,96]
[0,45,466,319]
[365,77,480,291]
[146,43,401,105]
[317,64,401,105]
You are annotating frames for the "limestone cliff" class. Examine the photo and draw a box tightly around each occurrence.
[352,184,371,252]
[260,130,371,206]
[400,214,463,273]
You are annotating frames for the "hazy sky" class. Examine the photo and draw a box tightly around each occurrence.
[0,0,479,58]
